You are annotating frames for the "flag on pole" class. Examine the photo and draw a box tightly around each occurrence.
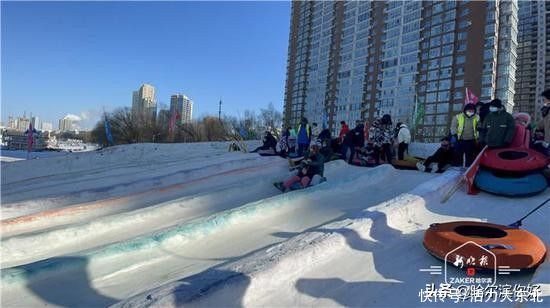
[464,87,479,105]
[168,110,180,141]
[104,113,114,146]
[411,95,424,131]
[25,122,36,158]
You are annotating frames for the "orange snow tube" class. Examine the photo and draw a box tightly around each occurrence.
[423,221,546,271]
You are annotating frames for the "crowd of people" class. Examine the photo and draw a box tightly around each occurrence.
[260,90,550,191]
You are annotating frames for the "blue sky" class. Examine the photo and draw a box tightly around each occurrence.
[1,1,291,129]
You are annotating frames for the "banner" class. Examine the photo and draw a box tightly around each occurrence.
[411,95,424,132]
[26,122,36,157]
[104,114,114,145]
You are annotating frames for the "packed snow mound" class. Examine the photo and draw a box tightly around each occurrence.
[1,141,548,307]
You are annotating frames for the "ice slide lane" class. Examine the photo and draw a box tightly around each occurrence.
[1,156,280,236]
[0,163,290,268]
[1,154,270,211]
[116,171,549,308]
[2,166,422,285]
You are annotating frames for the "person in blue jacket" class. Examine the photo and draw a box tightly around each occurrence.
[296,117,312,156]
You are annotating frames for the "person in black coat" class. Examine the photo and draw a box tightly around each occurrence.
[348,121,365,163]
[417,137,453,173]
[251,131,277,153]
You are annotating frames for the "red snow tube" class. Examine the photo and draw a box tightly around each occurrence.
[424,221,547,271]
[480,147,548,173]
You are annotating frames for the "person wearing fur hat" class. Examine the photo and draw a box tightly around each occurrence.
[450,103,480,167]
[510,112,531,148]
[479,99,515,148]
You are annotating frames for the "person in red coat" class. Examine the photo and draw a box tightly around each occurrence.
[339,121,349,143]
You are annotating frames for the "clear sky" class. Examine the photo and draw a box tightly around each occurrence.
[1,1,291,129]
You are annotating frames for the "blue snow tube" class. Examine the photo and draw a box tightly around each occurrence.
[474,168,547,197]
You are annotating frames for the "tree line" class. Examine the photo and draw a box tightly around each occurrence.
[90,103,283,146]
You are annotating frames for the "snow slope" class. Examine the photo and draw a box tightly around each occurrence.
[1,142,548,307]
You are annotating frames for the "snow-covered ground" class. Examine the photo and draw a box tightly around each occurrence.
[0,149,70,162]
[1,141,548,307]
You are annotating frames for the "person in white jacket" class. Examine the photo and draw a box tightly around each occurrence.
[396,123,411,160]
[311,122,321,142]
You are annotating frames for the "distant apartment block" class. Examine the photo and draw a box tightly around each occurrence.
[132,83,157,122]
[283,1,520,142]
[170,94,193,124]
[514,0,549,122]
[41,122,53,132]
[31,116,40,129]
[17,117,30,131]
[58,115,76,132]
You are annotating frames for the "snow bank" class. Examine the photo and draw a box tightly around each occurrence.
[0,150,69,162]
[1,141,259,185]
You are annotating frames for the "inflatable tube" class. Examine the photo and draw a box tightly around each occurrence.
[424,221,547,271]
[474,168,547,197]
[391,156,421,170]
[258,149,277,156]
[480,147,548,173]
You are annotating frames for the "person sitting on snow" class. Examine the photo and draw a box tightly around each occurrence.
[279,142,325,192]
[353,141,376,167]
[417,137,454,173]
[251,131,277,154]
[479,99,515,149]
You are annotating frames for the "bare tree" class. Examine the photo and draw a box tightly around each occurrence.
[260,102,283,138]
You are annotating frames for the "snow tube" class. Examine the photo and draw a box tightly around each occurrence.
[351,156,376,167]
[258,149,277,156]
[424,221,547,271]
[474,168,547,197]
[480,147,548,173]
[391,156,421,170]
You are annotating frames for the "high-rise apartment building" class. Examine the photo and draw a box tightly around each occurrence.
[17,117,30,131]
[58,115,76,132]
[132,83,157,122]
[8,116,17,129]
[283,1,519,142]
[514,1,548,122]
[41,122,53,132]
[170,94,193,124]
[31,116,40,129]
